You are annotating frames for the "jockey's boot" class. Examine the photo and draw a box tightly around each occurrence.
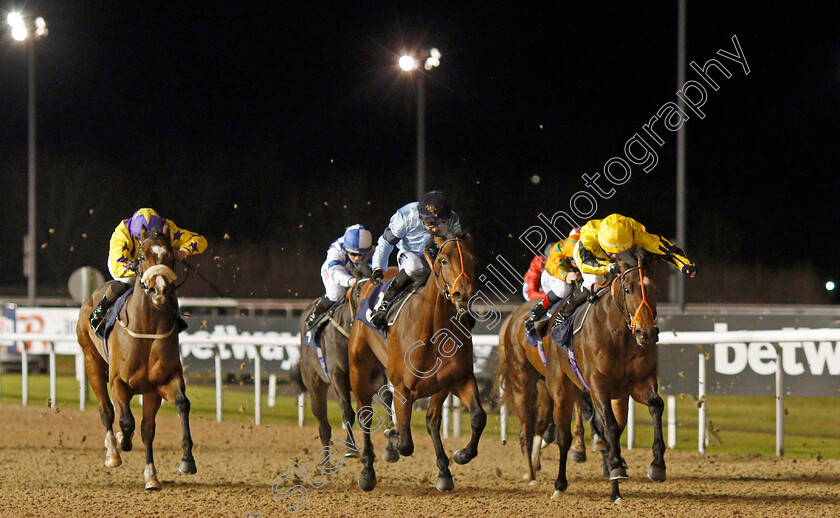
[555,287,590,324]
[174,297,189,333]
[89,281,130,334]
[369,270,412,330]
[524,301,549,331]
[305,296,333,330]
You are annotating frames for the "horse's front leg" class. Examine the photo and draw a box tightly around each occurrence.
[426,391,454,491]
[592,388,626,503]
[386,384,415,458]
[348,331,377,491]
[159,374,197,475]
[141,392,163,490]
[111,378,135,452]
[86,353,121,467]
[569,397,586,463]
[450,373,486,466]
[635,382,666,482]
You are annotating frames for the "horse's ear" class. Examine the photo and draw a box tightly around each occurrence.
[616,249,637,267]
[139,227,149,241]
[162,222,170,237]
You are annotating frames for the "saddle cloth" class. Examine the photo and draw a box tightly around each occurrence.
[354,278,417,338]
[93,284,135,363]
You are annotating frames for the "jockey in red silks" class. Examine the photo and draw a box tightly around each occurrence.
[522,243,552,301]
[89,208,207,334]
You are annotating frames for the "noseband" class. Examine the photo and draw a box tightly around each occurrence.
[611,264,655,333]
[423,238,470,303]
[135,237,177,297]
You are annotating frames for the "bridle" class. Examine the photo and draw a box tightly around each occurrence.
[611,262,655,333]
[423,238,470,303]
[134,236,176,297]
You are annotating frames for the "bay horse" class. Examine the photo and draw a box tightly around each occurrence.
[545,249,664,503]
[496,300,600,483]
[76,226,196,490]
[294,283,394,458]
[348,234,486,492]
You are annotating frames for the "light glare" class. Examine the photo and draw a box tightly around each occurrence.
[398,55,417,72]
[826,281,836,292]
[34,16,47,37]
[7,12,23,27]
[11,24,27,41]
[430,48,441,59]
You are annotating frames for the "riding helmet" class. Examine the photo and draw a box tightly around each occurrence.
[128,208,166,238]
[343,224,373,254]
[418,191,452,224]
[597,214,634,254]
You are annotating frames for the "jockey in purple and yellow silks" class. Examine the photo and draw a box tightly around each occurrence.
[89,208,207,333]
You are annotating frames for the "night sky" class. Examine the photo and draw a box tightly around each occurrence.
[1,2,838,299]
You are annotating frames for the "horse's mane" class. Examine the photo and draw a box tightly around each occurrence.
[616,248,654,269]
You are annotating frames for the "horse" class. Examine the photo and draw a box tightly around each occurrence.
[348,233,486,492]
[544,249,664,503]
[76,226,196,490]
[294,282,394,458]
[496,300,600,483]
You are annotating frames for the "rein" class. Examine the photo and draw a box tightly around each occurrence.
[423,238,470,303]
[611,265,655,332]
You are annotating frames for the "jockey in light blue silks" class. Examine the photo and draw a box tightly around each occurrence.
[304,224,374,329]
[368,191,462,330]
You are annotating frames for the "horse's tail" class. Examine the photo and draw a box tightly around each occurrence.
[290,361,306,393]
[493,311,516,410]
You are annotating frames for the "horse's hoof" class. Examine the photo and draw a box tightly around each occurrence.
[609,467,629,480]
[593,434,606,451]
[384,428,395,439]
[647,465,666,482]
[382,448,400,463]
[522,473,533,482]
[528,479,539,486]
[550,490,562,500]
[613,497,625,505]
[435,475,454,492]
[344,450,360,459]
[358,474,377,492]
[452,449,473,465]
[144,464,161,490]
[178,460,197,474]
[104,456,122,468]
[569,449,587,463]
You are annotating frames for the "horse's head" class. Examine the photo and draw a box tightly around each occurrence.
[136,226,177,309]
[428,233,477,311]
[615,249,659,347]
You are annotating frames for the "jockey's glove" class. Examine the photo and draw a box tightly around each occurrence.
[681,264,697,276]
[370,267,384,285]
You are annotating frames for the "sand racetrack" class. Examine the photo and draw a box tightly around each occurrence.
[0,403,837,517]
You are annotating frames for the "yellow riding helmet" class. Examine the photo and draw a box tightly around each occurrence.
[597,214,634,254]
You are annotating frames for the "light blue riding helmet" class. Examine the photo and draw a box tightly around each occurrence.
[343,224,373,254]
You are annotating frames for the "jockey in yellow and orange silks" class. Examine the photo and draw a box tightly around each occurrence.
[89,208,207,333]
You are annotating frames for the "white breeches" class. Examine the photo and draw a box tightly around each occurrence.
[540,270,572,300]
[397,250,427,279]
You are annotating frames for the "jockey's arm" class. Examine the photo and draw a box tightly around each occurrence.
[574,235,610,276]
[167,221,208,258]
[636,231,695,271]
[371,210,407,271]
[544,245,572,281]
[108,223,136,278]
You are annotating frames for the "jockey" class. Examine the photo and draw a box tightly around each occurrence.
[522,243,553,301]
[89,208,207,334]
[368,191,462,330]
[304,224,374,329]
[524,229,583,329]
[560,213,697,323]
